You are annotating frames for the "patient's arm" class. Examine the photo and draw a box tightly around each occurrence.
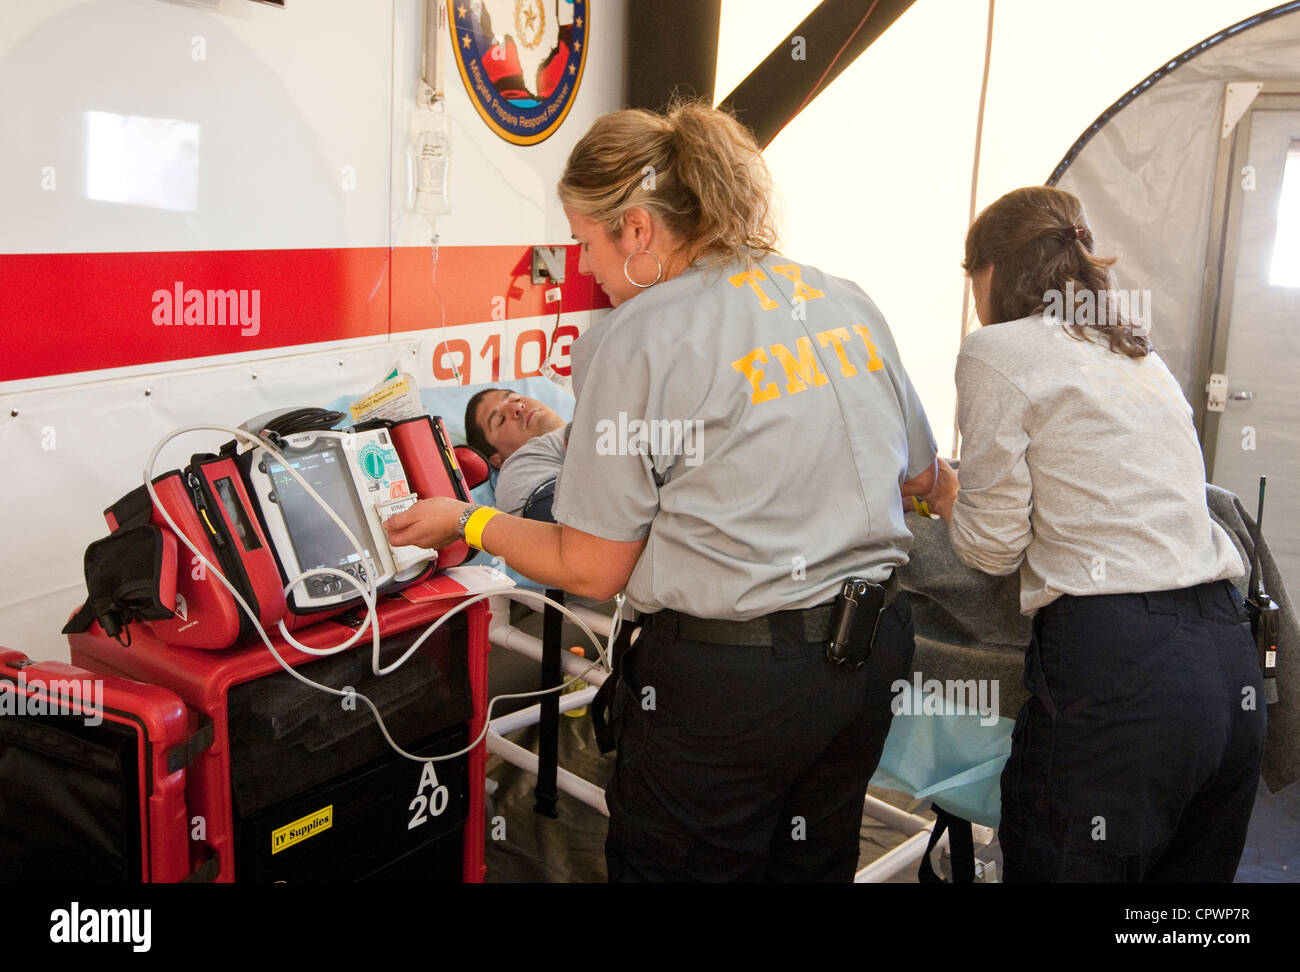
[383,496,644,602]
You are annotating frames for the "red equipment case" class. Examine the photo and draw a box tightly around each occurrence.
[102,460,286,651]
[388,415,476,569]
[68,585,490,883]
[0,649,198,882]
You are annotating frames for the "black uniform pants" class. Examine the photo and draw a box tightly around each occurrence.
[604,597,915,882]
[999,580,1266,882]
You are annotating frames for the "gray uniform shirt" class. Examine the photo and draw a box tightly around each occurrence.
[494,425,568,515]
[951,313,1243,614]
[553,255,936,620]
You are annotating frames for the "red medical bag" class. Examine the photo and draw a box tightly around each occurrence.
[67,415,476,650]
[101,454,287,650]
[387,415,476,568]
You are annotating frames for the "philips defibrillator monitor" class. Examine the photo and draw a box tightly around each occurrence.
[247,428,434,609]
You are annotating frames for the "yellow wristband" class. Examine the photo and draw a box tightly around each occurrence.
[911,496,933,518]
[463,506,501,551]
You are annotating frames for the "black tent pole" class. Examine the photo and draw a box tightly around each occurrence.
[717,0,916,148]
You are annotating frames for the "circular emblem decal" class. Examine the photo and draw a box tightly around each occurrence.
[449,0,588,146]
[359,445,386,481]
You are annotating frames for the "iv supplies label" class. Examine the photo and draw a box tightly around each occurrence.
[272,805,333,855]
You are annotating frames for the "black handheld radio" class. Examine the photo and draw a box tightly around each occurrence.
[1245,477,1280,705]
[826,577,888,668]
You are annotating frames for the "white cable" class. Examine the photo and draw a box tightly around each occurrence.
[607,593,625,664]
[141,424,613,767]
[374,587,610,677]
[145,425,381,660]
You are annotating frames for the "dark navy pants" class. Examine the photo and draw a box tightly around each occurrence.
[999,580,1266,882]
[605,598,915,882]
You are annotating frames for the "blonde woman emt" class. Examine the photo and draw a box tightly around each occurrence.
[384,103,939,882]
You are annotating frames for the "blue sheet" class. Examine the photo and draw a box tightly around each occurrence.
[870,684,1013,828]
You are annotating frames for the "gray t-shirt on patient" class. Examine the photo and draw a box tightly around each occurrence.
[950,312,1243,614]
[553,255,936,620]
[494,425,567,515]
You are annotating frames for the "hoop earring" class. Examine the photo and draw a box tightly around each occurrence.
[623,249,663,289]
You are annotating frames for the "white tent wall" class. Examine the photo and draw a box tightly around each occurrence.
[720,0,1274,453]
[0,0,627,660]
[756,0,988,453]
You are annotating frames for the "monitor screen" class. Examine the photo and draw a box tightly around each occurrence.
[268,441,374,573]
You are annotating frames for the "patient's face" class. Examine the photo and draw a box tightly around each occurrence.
[474,390,564,467]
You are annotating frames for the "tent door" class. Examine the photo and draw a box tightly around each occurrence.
[1196,84,1300,594]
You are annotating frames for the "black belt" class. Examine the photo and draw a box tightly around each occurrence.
[652,572,901,647]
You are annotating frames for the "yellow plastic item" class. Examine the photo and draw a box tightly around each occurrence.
[563,646,588,718]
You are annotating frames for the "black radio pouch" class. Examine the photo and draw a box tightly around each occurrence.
[826,577,888,668]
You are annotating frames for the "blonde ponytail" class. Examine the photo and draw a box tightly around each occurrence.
[558,100,778,268]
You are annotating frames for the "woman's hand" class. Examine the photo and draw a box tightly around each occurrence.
[382,497,471,550]
[381,496,645,601]
[924,457,960,522]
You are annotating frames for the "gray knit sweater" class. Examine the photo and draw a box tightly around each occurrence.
[949,314,1243,613]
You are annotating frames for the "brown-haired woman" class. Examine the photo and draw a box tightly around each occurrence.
[385,102,940,881]
[926,186,1265,882]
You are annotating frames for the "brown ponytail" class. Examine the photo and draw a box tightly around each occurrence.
[963,186,1151,359]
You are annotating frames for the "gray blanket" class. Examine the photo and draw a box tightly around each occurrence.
[897,484,1297,792]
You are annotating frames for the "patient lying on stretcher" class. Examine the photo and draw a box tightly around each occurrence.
[464,387,568,518]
